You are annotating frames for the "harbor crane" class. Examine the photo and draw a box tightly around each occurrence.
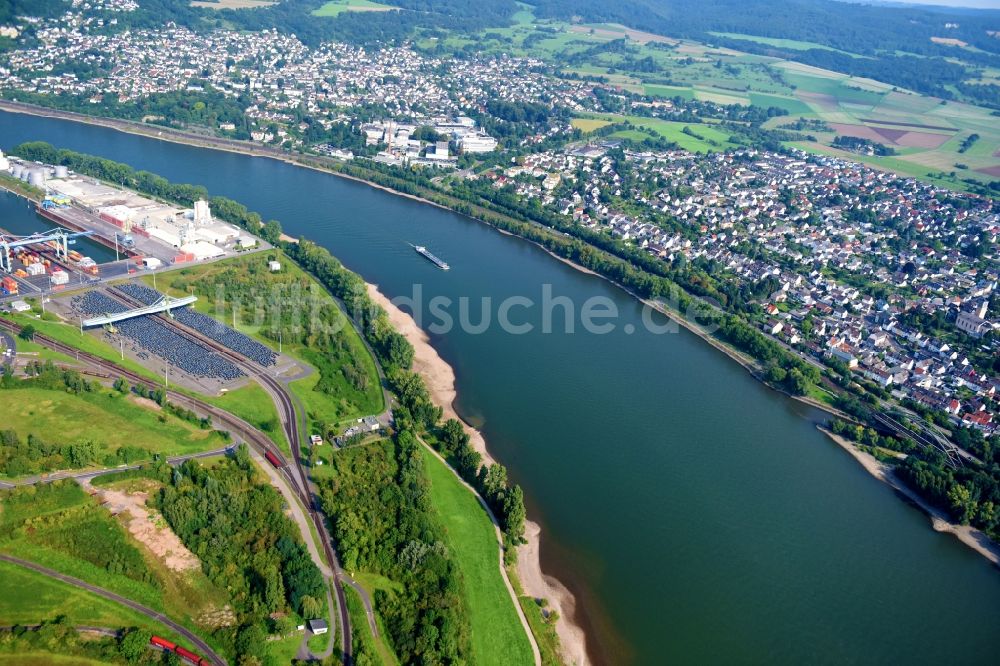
[0,228,95,273]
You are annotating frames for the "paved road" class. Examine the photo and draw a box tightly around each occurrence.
[0,554,226,666]
[104,288,359,664]
[0,330,14,368]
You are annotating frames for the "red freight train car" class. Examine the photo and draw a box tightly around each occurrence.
[150,636,210,665]
[150,635,176,652]
[264,449,283,468]
[175,645,210,665]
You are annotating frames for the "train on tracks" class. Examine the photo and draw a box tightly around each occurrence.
[150,635,212,665]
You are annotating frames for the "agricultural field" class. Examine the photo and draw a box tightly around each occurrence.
[428,3,1000,189]
[311,0,397,16]
[420,446,534,666]
[570,117,613,133]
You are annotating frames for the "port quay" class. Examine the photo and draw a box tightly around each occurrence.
[0,149,268,304]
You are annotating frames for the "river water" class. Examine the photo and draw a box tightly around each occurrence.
[3,112,999,665]
[0,187,116,263]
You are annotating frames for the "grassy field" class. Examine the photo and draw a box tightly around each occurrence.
[146,251,384,435]
[267,633,305,664]
[420,446,533,666]
[0,560,192,660]
[311,0,396,16]
[0,386,225,472]
[709,31,861,57]
[0,654,112,665]
[0,482,229,657]
[202,380,290,455]
[643,84,695,100]
[10,338,77,365]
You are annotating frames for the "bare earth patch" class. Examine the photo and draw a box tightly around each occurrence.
[829,122,888,143]
[129,395,163,411]
[198,607,237,628]
[931,36,968,47]
[892,130,952,149]
[100,488,200,573]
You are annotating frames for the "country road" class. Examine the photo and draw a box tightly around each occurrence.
[0,445,235,488]
[0,554,227,666]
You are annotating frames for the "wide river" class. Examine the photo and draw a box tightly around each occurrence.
[3,112,1000,665]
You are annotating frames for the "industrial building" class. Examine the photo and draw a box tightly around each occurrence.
[42,176,241,261]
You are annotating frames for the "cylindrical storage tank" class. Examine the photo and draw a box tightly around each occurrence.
[19,168,30,182]
[54,165,68,178]
[10,164,23,179]
[28,170,46,187]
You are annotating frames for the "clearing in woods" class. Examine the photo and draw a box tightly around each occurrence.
[311,0,397,16]
[190,0,276,9]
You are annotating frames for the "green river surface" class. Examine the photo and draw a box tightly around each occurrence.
[2,111,999,665]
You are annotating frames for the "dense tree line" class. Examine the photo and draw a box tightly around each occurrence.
[155,445,325,662]
[319,433,471,664]
[0,619,158,665]
[2,88,248,132]
[0,428,151,478]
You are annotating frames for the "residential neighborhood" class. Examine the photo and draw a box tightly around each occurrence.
[488,144,999,435]
[0,1,996,443]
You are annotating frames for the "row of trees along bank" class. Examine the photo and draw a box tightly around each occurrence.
[13,141,1000,568]
[8,142,529,558]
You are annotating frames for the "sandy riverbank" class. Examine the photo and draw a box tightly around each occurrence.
[819,426,1000,567]
[366,283,591,666]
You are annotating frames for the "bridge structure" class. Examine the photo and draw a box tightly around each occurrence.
[81,294,198,328]
[0,228,95,273]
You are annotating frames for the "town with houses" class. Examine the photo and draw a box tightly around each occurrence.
[490,144,999,435]
[0,1,997,440]
[0,3,592,162]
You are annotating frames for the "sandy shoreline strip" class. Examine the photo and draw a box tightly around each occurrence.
[367,283,591,666]
[819,426,1000,567]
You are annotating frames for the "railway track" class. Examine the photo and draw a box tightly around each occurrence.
[105,288,356,663]
[0,554,227,666]
[0,319,278,457]
[4,292,359,662]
